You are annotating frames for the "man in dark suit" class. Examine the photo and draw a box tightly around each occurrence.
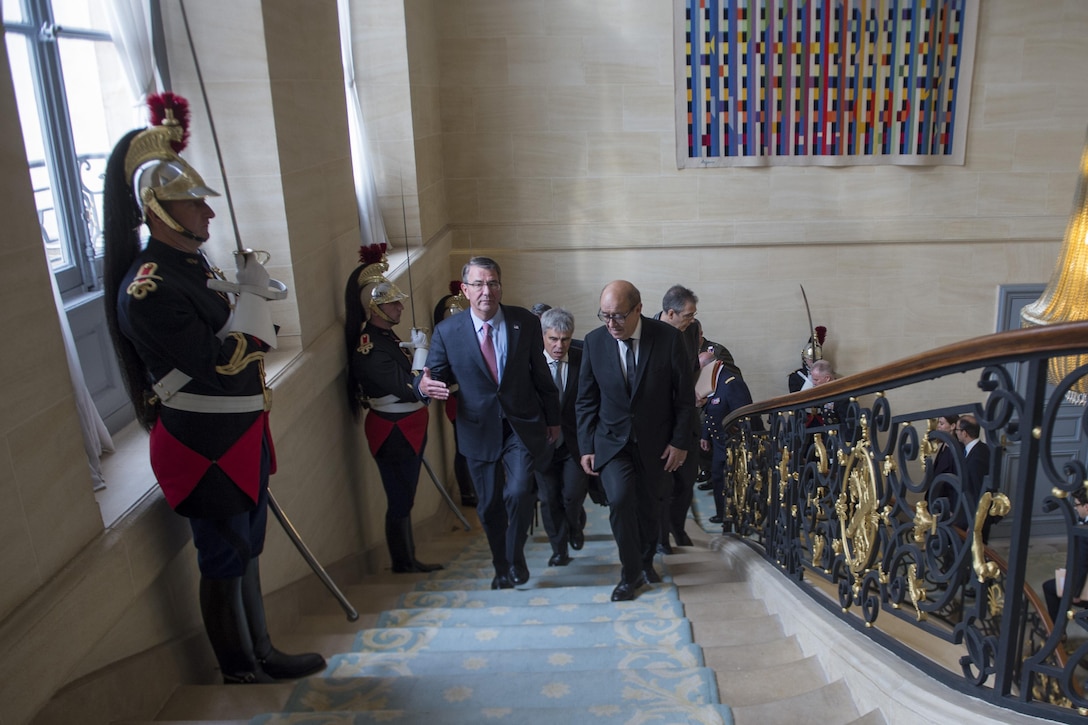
[535,308,589,566]
[653,285,702,550]
[955,413,994,542]
[577,280,695,602]
[417,257,561,590]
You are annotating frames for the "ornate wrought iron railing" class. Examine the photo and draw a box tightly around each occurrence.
[719,320,1088,721]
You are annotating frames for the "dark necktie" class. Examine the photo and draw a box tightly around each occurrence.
[553,359,564,404]
[481,322,499,383]
[623,338,636,395]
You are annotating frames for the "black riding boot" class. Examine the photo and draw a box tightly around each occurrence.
[199,576,273,684]
[240,558,326,680]
[406,518,443,573]
[387,516,443,573]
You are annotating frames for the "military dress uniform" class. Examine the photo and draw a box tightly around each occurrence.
[351,319,433,571]
[118,238,274,566]
[701,365,759,524]
[104,95,323,684]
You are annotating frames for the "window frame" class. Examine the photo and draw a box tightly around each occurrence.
[5,0,116,295]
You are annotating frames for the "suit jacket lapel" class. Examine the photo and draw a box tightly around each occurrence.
[463,311,494,383]
[631,318,652,395]
[505,306,520,384]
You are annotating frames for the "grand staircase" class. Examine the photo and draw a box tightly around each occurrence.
[118,490,902,725]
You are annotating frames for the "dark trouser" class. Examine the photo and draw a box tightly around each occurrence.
[465,423,537,577]
[189,444,271,578]
[1044,577,1061,624]
[600,443,667,584]
[710,441,728,518]
[536,447,589,556]
[375,454,422,519]
[664,437,699,539]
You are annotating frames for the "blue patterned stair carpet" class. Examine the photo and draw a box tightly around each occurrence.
[249,500,733,725]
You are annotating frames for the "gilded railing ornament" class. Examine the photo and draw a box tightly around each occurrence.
[813,533,827,572]
[907,563,928,621]
[814,432,829,475]
[971,491,1012,584]
[911,500,938,544]
[834,432,881,579]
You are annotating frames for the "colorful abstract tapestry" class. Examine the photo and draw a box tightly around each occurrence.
[675,0,979,167]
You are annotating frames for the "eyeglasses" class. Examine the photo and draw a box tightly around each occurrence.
[464,281,502,291]
[598,308,636,324]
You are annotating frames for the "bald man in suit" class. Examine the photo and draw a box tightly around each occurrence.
[418,257,560,590]
[577,281,695,601]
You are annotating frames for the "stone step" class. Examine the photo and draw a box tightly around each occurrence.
[247,705,734,724]
[156,685,293,721]
[693,615,791,648]
[714,655,830,707]
[730,679,860,725]
[702,637,806,669]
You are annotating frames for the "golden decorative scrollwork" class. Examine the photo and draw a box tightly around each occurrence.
[971,492,1012,584]
[834,432,881,578]
[813,533,826,570]
[912,501,938,544]
[907,563,928,621]
[730,442,749,516]
[814,433,829,475]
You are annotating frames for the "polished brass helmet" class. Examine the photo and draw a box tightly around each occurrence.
[356,244,407,322]
[124,106,218,237]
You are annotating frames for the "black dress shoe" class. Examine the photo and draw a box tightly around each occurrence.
[510,563,530,585]
[674,531,694,547]
[611,582,637,602]
[570,527,584,551]
[656,542,673,555]
[709,514,724,524]
[643,567,662,584]
[697,481,713,491]
[695,469,710,484]
[548,552,572,567]
[491,574,514,590]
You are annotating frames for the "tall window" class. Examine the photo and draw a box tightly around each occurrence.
[4,0,132,295]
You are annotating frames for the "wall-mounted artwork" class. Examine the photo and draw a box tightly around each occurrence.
[676,0,979,168]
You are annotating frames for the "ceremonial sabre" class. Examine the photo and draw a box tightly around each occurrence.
[180,0,356,619]
[268,492,359,621]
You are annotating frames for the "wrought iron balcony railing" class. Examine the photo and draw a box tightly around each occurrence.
[717,320,1088,721]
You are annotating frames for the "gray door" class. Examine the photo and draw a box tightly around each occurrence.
[995,284,1086,538]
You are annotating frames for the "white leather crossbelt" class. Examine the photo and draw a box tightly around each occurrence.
[367,394,424,414]
[154,368,266,413]
[160,392,267,414]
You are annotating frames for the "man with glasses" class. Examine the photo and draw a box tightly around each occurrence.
[417,257,560,590]
[577,281,695,601]
[653,285,702,551]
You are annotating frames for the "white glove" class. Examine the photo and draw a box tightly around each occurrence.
[410,327,429,370]
[207,250,289,300]
[230,292,277,348]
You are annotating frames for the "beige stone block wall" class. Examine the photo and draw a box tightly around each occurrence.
[432,0,1086,413]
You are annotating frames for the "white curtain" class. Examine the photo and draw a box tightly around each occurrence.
[337,0,389,249]
[103,0,156,102]
[50,274,115,490]
[57,0,155,490]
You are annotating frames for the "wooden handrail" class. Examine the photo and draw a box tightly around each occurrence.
[725,320,1088,428]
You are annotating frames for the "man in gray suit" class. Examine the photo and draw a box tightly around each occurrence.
[417,257,560,590]
[577,280,695,601]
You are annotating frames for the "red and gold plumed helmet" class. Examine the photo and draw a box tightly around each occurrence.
[124,93,219,238]
[356,243,407,321]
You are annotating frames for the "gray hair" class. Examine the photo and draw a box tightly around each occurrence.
[540,307,575,335]
[661,284,697,314]
[462,256,502,282]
